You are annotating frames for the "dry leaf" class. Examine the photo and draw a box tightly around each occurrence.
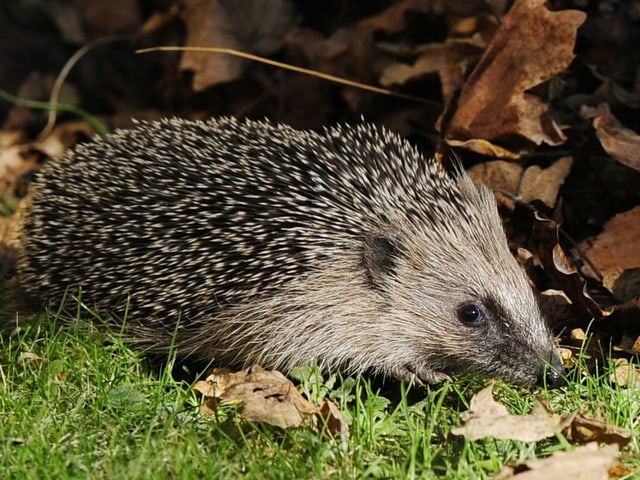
[446,138,520,159]
[495,443,619,480]
[578,206,640,279]
[195,365,318,428]
[519,157,573,207]
[467,157,572,209]
[381,36,486,107]
[602,269,640,303]
[533,214,604,318]
[194,365,347,437]
[581,103,640,171]
[609,358,640,389]
[0,145,50,199]
[467,160,523,196]
[17,352,47,366]
[450,383,566,442]
[563,414,631,448]
[317,398,349,440]
[180,0,296,90]
[536,289,579,332]
[0,122,87,201]
[605,297,640,355]
[0,130,25,148]
[81,0,143,36]
[444,0,586,146]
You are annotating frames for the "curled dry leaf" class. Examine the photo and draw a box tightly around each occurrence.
[444,0,586,147]
[450,382,567,442]
[318,398,349,441]
[536,289,579,333]
[495,443,620,480]
[581,103,640,172]
[533,214,604,318]
[194,365,347,437]
[446,138,520,160]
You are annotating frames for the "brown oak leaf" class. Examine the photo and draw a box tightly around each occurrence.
[444,0,586,147]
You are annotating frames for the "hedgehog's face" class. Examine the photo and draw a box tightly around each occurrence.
[424,290,564,388]
[362,228,564,388]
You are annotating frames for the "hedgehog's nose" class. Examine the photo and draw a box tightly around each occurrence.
[538,353,565,389]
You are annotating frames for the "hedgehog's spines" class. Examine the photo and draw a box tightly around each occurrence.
[14,117,563,387]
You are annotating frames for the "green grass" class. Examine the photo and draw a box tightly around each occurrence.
[1,309,638,479]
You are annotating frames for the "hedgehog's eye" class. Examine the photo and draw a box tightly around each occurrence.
[458,304,485,326]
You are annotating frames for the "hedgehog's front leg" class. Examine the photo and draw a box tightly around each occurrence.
[391,364,451,385]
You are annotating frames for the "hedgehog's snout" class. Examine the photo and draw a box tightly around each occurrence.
[537,352,565,389]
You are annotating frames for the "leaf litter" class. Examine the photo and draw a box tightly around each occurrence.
[1,0,640,474]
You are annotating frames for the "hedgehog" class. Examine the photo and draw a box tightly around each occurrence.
[12,117,563,388]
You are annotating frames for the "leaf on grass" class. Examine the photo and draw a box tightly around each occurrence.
[450,383,567,442]
[563,414,632,448]
[443,0,586,147]
[194,365,347,437]
[578,206,640,279]
[17,352,47,367]
[317,397,349,440]
[495,443,620,480]
[453,383,632,448]
[581,103,640,171]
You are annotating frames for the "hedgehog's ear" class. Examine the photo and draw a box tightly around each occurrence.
[363,234,399,289]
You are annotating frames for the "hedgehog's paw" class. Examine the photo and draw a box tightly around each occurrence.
[392,364,451,386]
